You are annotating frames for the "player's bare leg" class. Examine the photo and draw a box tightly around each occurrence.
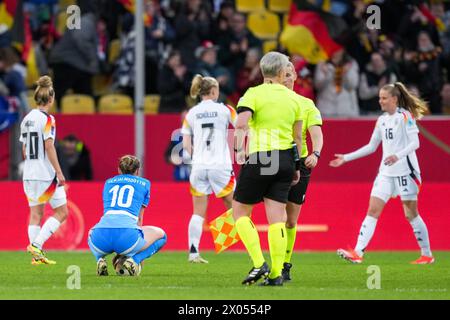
[403,200,434,264]
[221,193,233,210]
[283,201,302,281]
[188,195,209,263]
[338,196,385,264]
[28,204,68,265]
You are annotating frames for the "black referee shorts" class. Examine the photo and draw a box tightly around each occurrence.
[234,149,295,204]
[288,158,312,205]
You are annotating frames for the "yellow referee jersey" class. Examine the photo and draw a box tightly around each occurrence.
[237,83,304,154]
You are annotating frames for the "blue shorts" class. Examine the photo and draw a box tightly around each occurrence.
[88,228,147,260]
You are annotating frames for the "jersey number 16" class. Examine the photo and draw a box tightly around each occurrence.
[385,128,393,140]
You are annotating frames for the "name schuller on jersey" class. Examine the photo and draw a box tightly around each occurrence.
[196,111,218,119]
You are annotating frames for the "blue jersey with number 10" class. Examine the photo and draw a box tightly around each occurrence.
[93,174,151,229]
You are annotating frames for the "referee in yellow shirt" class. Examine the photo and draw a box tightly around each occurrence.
[232,52,303,286]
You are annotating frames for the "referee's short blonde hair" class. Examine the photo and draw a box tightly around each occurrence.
[259,51,290,78]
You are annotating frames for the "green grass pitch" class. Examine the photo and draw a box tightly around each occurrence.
[0,251,449,300]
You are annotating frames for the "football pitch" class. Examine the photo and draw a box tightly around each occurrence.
[0,251,449,300]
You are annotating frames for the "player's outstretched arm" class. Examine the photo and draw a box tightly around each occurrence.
[329,154,346,167]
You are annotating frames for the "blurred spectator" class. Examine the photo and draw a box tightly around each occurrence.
[430,1,450,55]
[144,0,176,94]
[291,54,315,101]
[211,1,235,39]
[157,49,191,113]
[173,0,213,68]
[402,31,444,114]
[96,15,111,75]
[49,4,99,107]
[359,52,397,114]
[0,47,28,112]
[57,134,93,181]
[217,12,262,77]
[234,47,262,101]
[113,13,135,99]
[397,3,441,51]
[441,83,450,114]
[164,109,191,181]
[314,49,360,117]
[194,40,233,102]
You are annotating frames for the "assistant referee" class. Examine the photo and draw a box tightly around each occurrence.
[232,51,303,286]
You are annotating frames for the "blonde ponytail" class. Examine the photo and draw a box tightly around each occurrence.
[382,82,428,119]
[34,75,55,107]
[190,74,219,99]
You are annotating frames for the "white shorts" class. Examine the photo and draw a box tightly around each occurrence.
[189,169,235,198]
[23,180,67,208]
[370,173,422,203]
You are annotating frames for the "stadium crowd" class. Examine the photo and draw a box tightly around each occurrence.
[0,0,450,116]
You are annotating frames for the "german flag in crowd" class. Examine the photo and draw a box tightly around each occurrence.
[280,0,348,64]
[0,0,17,30]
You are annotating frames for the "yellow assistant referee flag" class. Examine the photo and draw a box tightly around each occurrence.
[209,209,240,253]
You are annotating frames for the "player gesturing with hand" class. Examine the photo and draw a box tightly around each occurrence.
[330,82,434,265]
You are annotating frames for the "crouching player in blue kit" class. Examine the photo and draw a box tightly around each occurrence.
[88,155,167,276]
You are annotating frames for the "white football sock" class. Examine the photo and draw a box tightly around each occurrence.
[188,214,204,257]
[33,217,61,249]
[409,215,432,257]
[28,225,41,244]
[355,215,378,257]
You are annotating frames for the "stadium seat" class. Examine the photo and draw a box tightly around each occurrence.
[108,39,121,64]
[268,0,292,13]
[144,95,160,114]
[61,94,96,114]
[263,40,278,53]
[98,94,133,114]
[247,11,281,40]
[235,0,265,13]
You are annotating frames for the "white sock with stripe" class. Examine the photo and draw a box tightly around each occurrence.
[28,225,41,243]
[355,216,378,257]
[33,217,61,249]
[409,215,432,257]
[188,214,204,258]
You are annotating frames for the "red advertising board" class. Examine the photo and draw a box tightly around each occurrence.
[1,181,449,251]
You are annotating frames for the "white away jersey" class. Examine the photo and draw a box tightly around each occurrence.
[373,108,420,176]
[181,100,237,170]
[20,109,57,181]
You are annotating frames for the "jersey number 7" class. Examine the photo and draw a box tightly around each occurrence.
[202,123,214,150]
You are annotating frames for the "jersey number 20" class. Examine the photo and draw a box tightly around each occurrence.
[109,185,134,208]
